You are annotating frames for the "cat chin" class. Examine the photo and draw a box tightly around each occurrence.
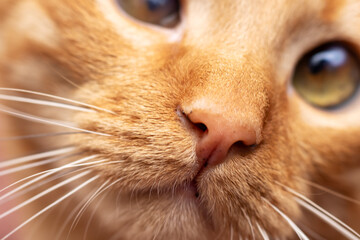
[99,186,210,239]
[105,187,294,240]
[175,182,199,199]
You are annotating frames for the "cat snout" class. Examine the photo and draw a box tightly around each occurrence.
[180,106,258,167]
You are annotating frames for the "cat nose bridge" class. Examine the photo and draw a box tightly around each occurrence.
[181,97,265,167]
[178,55,270,166]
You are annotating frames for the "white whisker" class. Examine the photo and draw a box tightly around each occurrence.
[256,223,270,240]
[47,65,87,90]
[0,105,111,136]
[71,159,111,166]
[0,104,73,125]
[0,132,87,141]
[0,87,116,114]
[0,147,75,169]
[296,197,360,240]
[242,209,255,240]
[67,177,125,240]
[297,178,360,205]
[47,66,105,103]
[262,198,309,240]
[0,155,98,201]
[0,170,73,205]
[2,161,121,205]
[0,175,99,240]
[297,222,328,240]
[67,180,110,237]
[0,152,78,176]
[0,158,117,202]
[0,170,91,219]
[278,183,360,240]
[0,94,95,113]
[82,192,107,240]
[55,189,99,240]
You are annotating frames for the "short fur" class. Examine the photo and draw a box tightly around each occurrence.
[0,0,359,239]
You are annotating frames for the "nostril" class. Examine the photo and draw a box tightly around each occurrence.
[178,104,260,167]
[233,141,247,148]
[194,123,207,132]
[177,106,208,134]
[233,141,257,154]
[233,141,257,148]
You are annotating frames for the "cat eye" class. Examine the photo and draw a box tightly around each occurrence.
[115,0,180,28]
[292,44,360,108]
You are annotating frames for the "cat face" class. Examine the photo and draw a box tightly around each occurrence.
[1,0,360,239]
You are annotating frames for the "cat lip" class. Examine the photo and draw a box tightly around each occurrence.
[189,158,210,198]
[193,158,208,180]
[171,162,205,199]
[177,181,198,199]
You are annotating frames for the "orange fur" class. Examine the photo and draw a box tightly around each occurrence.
[0,0,359,239]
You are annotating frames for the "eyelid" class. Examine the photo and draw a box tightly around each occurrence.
[115,0,181,28]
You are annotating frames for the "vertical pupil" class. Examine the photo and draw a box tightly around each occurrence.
[147,0,168,11]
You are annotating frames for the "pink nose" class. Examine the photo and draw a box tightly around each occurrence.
[185,109,257,167]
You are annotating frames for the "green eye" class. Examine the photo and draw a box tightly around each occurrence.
[292,44,360,108]
[116,0,180,28]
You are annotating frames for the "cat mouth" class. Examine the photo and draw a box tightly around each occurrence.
[172,160,208,200]
[187,158,210,199]
[176,181,199,199]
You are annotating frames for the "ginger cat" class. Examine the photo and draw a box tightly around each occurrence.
[0,0,360,239]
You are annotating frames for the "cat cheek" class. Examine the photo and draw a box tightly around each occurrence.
[289,89,360,128]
